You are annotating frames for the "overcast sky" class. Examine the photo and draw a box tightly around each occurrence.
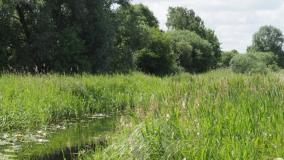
[132,0,284,52]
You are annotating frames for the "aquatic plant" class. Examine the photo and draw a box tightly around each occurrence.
[0,70,283,159]
[88,70,284,160]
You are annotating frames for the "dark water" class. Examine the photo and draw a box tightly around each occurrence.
[0,115,116,160]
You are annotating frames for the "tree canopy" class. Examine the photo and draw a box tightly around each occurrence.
[248,25,284,67]
[5,2,278,75]
[144,6,222,73]
[167,30,216,73]
[0,0,130,73]
[166,7,221,64]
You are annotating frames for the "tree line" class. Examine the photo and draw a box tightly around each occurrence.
[221,25,284,74]
[0,0,283,75]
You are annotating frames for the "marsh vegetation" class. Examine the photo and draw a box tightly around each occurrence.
[0,71,283,159]
[0,0,284,159]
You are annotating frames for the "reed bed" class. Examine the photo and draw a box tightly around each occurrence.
[89,70,284,159]
[0,70,283,159]
[0,73,168,131]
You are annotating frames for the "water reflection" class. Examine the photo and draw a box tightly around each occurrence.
[0,115,116,160]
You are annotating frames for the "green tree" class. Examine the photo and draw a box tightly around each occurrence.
[110,3,159,73]
[0,0,130,73]
[204,28,221,63]
[43,0,121,73]
[52,27,89,73]
[166,7,205,37]
[167,30,215,73]
[0,2,13,69]
[219,50,239,67]
[133,4,159,28]
[0,0,37,71]
[230,52,278,74]
[248,25,284,67]
[135,28,177,76]
[166,7,221,68]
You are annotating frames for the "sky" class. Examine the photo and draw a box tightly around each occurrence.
[132,0,284,52]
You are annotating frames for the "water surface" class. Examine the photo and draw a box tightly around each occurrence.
[0,115,116,160]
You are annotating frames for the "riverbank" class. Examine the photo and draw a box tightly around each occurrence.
[0,73,169,132]
[88,70,284,159]
[0,70,283,159]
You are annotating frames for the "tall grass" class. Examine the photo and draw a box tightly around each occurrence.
[1,70,283,159]
[88,70,284,160]
[0,73,169,131]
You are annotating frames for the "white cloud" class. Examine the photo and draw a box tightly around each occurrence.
[132,0,284,52]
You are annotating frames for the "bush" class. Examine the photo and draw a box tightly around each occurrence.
[135,28,178,76]
[230,52,279,74]
[135,49,177,76]
[247,25,284,68]
[219,50,239,67]
[167,30,216,73]
[230,54,256,73]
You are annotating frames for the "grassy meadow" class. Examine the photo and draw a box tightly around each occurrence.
[0,72,168,131]
[0,70,283,159]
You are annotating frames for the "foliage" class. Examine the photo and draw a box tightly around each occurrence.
[87,70,284,160]
[167,30,216,73]
[248,25,284,67]
[0,73,168,132]
[2,71,284,159]
[230,52,279,74]
[0,0,130,73]
[135,28,178,76]
[52,27,90,73]
[219,50,239,67]
[110,3,158,73]
[133,4,159,28]
[205,28,221,61]
[0,2,225,74]
[248,51,279,68]
[230,54,257,73]
[166,7,221,60]
[166,7,205,36]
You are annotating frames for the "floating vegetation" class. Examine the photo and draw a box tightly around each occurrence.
[0,116,116,160]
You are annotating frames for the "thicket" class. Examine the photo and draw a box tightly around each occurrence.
[219,50,239,67]
[0,1,221,75]
[229,25,284,74]
[0,2,283,75]
[230,52,279,74]
[0,73,169,131]
[85,70,284,160]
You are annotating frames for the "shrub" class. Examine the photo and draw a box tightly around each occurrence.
[247,25,284,67]
[219,50,239,67]
[230,52,279,74]
[135,28,178,76]
[167,30,216,73]
[248,52,279,71]
[135,49,177,76]
[230,54,256,73]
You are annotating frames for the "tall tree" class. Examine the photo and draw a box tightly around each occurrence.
[166,7,205,37]
[110,3,159,73]
[167,30,216,73]
[0,0,130,73]
[248,25,284,67]
[135,28,177,76]
[133,4,159,28]
[166,7,221,68]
